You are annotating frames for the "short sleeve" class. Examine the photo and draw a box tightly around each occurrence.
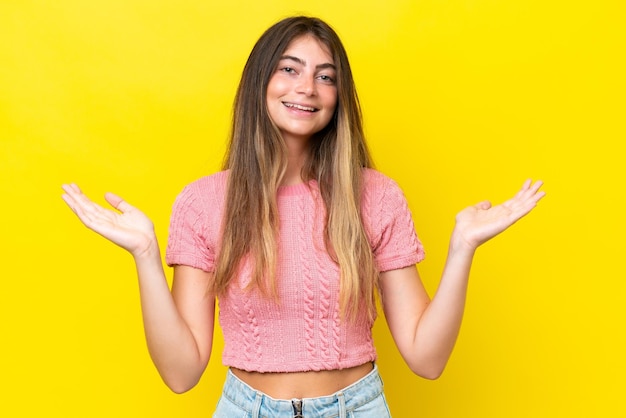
[165,183,215,272]
[363,171,425,272]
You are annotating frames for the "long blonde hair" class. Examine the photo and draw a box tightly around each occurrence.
[214,16,378,320]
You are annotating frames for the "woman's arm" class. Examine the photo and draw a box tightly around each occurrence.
[61,184,215,393]
[380,180,545,379]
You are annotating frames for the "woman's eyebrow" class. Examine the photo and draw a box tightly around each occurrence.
[279,55,336,71]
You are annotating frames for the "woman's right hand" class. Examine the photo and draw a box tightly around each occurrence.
[61,183,157,258]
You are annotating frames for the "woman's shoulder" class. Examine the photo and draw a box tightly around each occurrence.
[362,168,398,191]
[361,168,411,211]
[184,170,230,192]
[172,170,230,211]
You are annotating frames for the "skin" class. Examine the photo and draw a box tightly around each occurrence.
[61,35,546,397]
[266,35,338,186]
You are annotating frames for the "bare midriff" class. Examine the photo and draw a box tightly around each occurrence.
[230,362,374,399]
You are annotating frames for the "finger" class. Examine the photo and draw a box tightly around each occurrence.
[61,191,78,213]
[69,183,82,194]
[62,183,85,197]
[515,179,544,202]
[529,180,545,198]
[521,180,545,205]
[475,200,492,210]
[511,185,546,216]
[61,190,96,225]
[61,183,79,197]
[62,184,112,224]
[62,183,94,207]
[104,192,134,213]
[61,184,90,214]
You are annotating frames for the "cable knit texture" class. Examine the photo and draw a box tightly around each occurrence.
[165,169,425,373]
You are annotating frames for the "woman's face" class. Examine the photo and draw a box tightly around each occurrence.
[266,35,338,145]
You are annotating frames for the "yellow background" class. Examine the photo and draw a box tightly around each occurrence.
[1,1,624,416]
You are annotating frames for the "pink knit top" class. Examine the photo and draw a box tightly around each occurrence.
[165,169,424,373]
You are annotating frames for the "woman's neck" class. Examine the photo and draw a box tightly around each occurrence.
[281,137,310,186]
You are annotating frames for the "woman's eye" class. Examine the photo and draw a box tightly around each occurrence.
[281,67,295,74]
[318,74,335,83]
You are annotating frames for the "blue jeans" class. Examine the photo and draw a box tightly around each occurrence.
[213,364,392,417]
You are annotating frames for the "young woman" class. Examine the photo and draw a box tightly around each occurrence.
[61,16,544,417]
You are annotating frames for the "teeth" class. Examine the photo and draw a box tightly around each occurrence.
[284,102,316,112]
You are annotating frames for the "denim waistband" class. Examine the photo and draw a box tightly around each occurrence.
[220,363,384,417]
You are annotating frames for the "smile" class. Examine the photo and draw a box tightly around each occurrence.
[282,102,318,112]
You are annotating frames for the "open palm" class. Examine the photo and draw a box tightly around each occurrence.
[61,183,156,257]
[454,180,545,250]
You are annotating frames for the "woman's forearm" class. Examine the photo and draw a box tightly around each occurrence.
[408,181,545,378]
[132,241,209,393]
[60,185,211,392]
[411,237,476,378]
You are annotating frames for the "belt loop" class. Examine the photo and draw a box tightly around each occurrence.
[292,398,303,417]
[337,391,346,418]
[251,391,262,418]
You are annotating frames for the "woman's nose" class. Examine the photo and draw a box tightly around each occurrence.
[296,75,316,96]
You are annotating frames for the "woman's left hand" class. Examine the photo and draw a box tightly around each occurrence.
[452,179,545,251]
